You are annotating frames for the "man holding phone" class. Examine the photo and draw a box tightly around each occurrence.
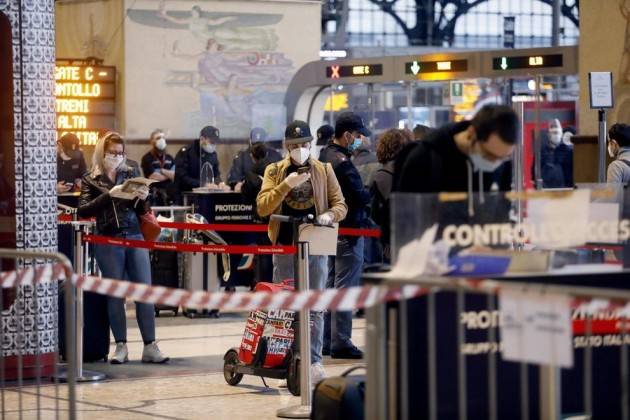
[257,120,347,385]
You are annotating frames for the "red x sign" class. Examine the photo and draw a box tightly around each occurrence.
[330,65,340,79]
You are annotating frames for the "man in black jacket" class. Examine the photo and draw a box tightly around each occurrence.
[226,127,282,191]
[396,104,516,194]
[174,125,224,201]
[319,112,371,359]
[393,104,519,420]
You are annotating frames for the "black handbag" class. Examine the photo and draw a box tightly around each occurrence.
[311,365,365,420]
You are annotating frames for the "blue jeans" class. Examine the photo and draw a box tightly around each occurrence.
[324,236,364,351]
[94,233,156,344]
[272,254,327,364]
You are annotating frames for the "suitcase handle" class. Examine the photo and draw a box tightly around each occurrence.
[341,365,366,377]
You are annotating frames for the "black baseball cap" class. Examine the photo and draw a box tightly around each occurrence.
[59,132,80,151]
[284,120,313,145]
[250,127,268,143]
[316,124,334,146]
[334,112,371,138]
[200,125,220,141]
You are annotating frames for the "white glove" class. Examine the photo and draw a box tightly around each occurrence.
[317,212,334,226]
[285,172,310,188]
[133,185,150,201]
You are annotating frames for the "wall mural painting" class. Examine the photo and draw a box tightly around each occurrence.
[127,1,295,140]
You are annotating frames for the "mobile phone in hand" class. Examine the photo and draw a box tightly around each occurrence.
[297,166,310,174]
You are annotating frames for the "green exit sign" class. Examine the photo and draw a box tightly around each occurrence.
[492,54,563,70]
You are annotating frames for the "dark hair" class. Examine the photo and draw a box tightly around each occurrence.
[471,104,519,145]
[250,142,267,161]
[59,132,80,150]
[609,123,630,147]
[412,124,432,141]
[376,129,408,163]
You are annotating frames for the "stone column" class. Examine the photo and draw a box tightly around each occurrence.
[0,0,58,378]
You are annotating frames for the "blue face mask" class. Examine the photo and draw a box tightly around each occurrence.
[349,138,362,152]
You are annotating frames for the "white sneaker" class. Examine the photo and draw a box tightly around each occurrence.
[142,342,169,364]
[311,362,327,387]
[110,343,128,364]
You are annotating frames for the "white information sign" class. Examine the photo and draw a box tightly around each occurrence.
[589,71,614,109]
[500,290,573,368]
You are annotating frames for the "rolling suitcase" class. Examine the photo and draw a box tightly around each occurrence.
[150,249,179,316]
[58,284,110,362]
[311,366,366,420]
[238,280,295,368]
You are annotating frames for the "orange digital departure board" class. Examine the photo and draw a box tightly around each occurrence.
[55,64,116,145]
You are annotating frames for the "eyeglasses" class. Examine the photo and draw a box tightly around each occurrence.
[105,151,125,157]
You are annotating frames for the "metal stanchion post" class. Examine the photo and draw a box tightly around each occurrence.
[598,109,607,183]
[277,241,312,419]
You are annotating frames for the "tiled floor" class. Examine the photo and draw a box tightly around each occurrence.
[2,310,366,419]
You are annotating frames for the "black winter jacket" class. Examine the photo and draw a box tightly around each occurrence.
[319,143,371,228]
[174,140,221,193]
[78,165,147,236]
[227,147,282,187]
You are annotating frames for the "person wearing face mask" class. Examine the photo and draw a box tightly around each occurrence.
[606,123,630,183]
[396,104,517,196]
[257,120,347,385]
[318,112,372,359]
[226,127,282,192]
[532,118,573,188]
[57,133,87,194]
[78,131,169,365]
[174,125,225,201]
[141,129,176,205]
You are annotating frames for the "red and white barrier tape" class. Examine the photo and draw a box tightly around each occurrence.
[0,264,425,312]
[6,264,630,317]
[83,234,295,255]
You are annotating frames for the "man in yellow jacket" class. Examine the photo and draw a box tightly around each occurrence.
[257,120,347,384]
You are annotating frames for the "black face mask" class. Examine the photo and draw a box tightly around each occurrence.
[62,147,81,160]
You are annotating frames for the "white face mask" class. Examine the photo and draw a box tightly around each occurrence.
[290,147,310,165]
[201,143,216,154]
[155,138,167,151]
[103,153,124,171]
[469,153,504,173]
[549,129,562,146]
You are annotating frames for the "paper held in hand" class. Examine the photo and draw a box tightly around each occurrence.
[110,177,157,200]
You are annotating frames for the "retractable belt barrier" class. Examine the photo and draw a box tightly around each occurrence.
[4,264,630,316]
[83,234,295,255]
[58,216,381,237]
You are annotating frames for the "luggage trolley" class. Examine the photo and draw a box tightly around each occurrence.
[223,214,329,397]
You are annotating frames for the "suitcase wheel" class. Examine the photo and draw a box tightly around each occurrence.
[223,349,244,386]
[287,350,300,397]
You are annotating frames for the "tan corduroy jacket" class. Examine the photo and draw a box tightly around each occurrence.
[257,155,347,244]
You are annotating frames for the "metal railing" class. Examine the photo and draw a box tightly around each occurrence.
[365,273,630,420]
[0,248,76,420]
